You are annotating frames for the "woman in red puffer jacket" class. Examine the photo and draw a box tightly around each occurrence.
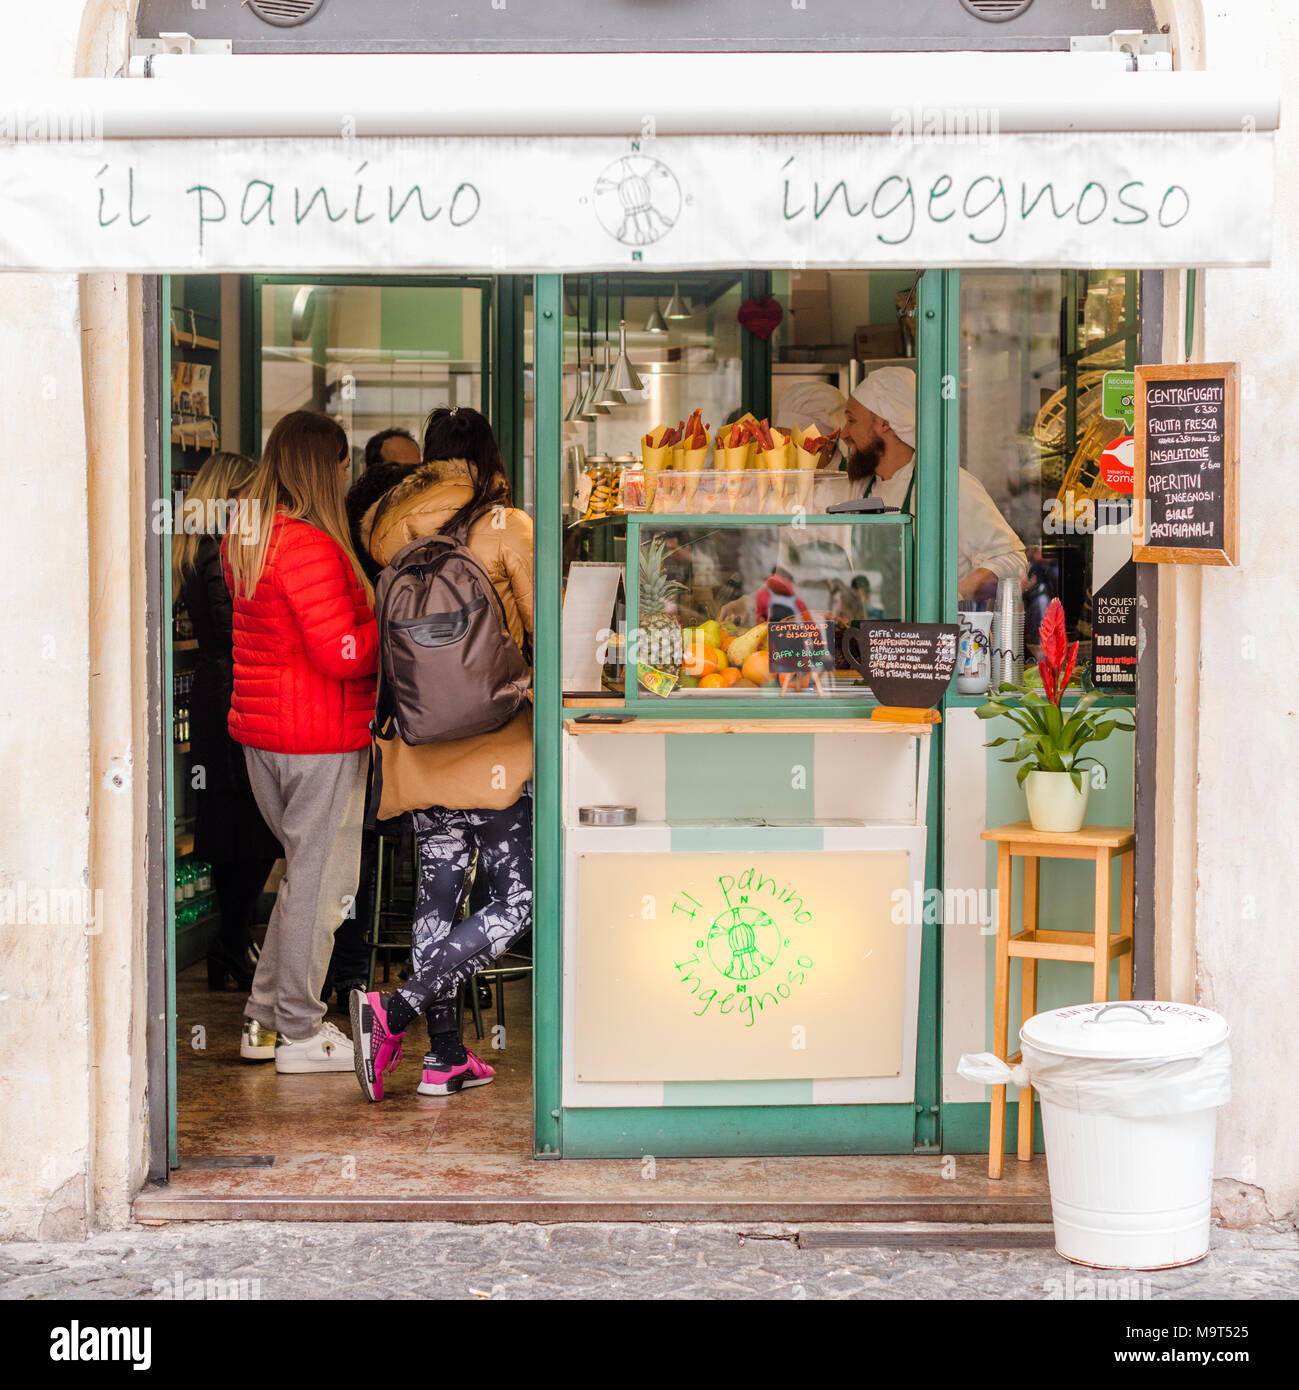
[224,411,378,1075]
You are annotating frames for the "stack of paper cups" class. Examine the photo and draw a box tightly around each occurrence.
[992,578,1024,689]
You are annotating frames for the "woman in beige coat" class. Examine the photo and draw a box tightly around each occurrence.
[350,407,533,1103]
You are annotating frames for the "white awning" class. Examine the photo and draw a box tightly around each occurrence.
[0,52,1279,272]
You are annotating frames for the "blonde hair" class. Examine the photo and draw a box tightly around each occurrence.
[171,450,258,596]
[226,411,370,600]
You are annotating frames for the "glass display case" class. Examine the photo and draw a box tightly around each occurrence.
[623,513,912,702]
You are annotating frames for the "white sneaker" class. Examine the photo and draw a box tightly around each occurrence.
[274,1021,355,1074]
[240,1019,277,1061]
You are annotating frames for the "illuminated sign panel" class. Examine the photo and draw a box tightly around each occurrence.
[575,851,910,1082]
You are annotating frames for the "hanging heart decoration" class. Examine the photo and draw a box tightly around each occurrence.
[737,294,784,341]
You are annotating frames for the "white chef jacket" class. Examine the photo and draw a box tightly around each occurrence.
[857,459,1028,583]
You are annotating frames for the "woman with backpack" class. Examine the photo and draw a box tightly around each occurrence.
[224,411,379,1073]
[350,406,534,1102]
[172,450,283,993]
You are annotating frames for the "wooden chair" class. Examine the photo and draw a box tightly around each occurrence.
[980,822,1135,1179]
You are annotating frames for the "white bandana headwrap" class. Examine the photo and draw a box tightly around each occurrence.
[851,366,916,449]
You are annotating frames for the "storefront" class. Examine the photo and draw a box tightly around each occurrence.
[0,4,1289,1231]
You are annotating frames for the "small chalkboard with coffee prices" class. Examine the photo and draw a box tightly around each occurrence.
[767,617,834,675]
[1133,362,1238,566]
[842,622,960,709]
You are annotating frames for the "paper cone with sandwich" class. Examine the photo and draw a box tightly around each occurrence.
[640,423,671,512]
[679,408,709,513]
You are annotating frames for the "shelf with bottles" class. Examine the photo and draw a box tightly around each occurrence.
[173,857,216,928]
[171,668,194,749]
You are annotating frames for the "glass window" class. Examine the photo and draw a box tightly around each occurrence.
[958,270,1138,654]
[628,517,912,700]
[562,274,744,491]
[771,268,920,435]
[258,280,488,477]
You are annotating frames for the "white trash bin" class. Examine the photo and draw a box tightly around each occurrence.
[1020,1000,1232,1270]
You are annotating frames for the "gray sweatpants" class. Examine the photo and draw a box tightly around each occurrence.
[242,746,369,1039]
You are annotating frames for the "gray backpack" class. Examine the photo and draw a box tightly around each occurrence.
[372,527,530,746]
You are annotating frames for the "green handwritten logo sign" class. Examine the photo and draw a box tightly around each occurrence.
[670,865,815,1027]
[1102,371,1136,430]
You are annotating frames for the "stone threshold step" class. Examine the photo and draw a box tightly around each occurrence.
[134,1191,1053,1225]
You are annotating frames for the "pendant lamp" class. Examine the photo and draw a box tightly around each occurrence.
[664,280,691,320]
[608,278,645,397]
[577,274,609,417]
[563,282,584,422]
[593,275,624,409]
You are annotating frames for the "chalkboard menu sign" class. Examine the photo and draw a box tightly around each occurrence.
[767,617,833,675]
[842,622,959,709]
[1134,362,1238,566]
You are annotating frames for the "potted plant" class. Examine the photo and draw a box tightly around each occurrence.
[976,598,1135,833]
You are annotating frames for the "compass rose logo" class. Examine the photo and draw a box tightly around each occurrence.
[593,154,682,247]
[706,904,783,982]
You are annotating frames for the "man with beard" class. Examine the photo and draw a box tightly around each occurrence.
[844,366,1026,601]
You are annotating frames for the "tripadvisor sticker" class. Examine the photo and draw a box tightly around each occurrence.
[1102,370,1135,430]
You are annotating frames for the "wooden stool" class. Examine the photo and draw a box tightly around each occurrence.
[980,822,1135,1179]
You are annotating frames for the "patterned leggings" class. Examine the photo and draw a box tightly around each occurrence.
[391,794,532,1038]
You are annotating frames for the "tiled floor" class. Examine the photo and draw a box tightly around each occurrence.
[148,956,1050,1222]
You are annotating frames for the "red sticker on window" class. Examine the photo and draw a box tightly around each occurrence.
[1099,435,1134,495]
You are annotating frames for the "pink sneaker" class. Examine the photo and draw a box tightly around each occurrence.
[417,1046,496,1097]
[349,989,405,1102]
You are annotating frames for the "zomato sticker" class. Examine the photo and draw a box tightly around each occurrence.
[1099,435,1135,495]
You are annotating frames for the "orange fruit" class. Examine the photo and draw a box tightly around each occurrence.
[698,673,725,689]
[682,644,723,679]
[719,667,741,687]
[741,651,772,686]
[718,630,735,652]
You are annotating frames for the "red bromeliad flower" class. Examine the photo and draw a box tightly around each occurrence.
[1038,657,1056,705]
[1037,598,1078,708]
[1039,598,1067,668]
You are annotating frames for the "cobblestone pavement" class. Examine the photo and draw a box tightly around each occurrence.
[1,1221,1297,1300]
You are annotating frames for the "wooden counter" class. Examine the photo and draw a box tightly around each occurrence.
[564,717,933,736]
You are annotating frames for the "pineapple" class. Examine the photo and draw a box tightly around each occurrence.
[638,535,686,677]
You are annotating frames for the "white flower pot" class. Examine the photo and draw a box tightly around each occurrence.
[1024,770,1090,833]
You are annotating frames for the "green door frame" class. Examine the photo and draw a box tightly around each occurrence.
[531,269,958,1158]
[160,275,178,1168]
[532,274,564,1156]
[492,276,530,499]
[157,269,962,1164]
